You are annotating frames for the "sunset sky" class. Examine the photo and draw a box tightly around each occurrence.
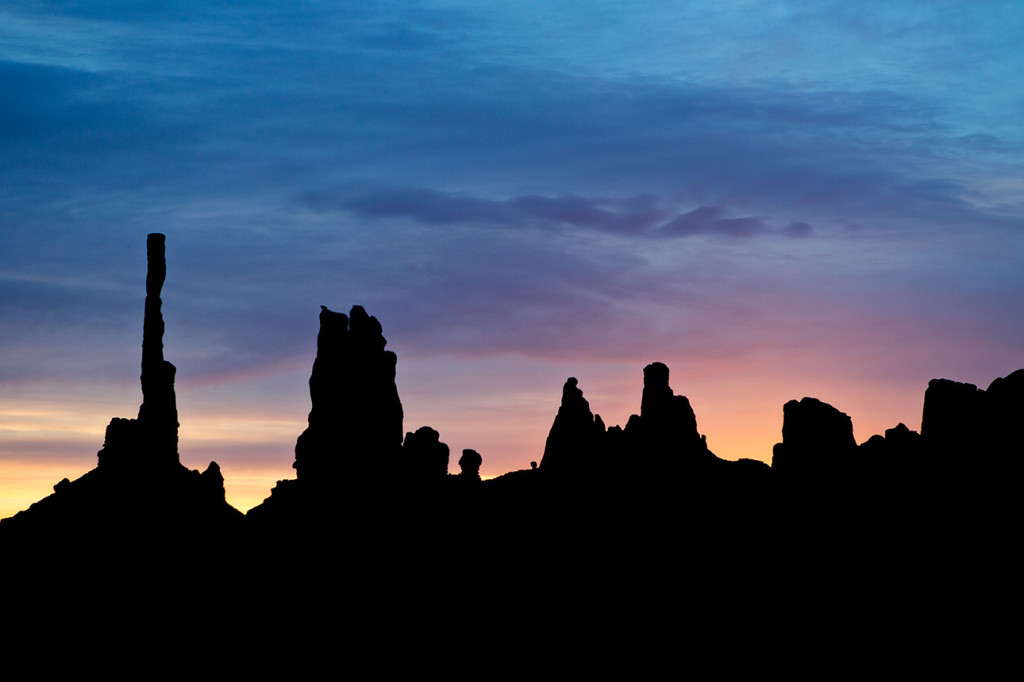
[2,2,1022,517]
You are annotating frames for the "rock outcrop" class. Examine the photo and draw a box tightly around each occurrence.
[920,371,1024,482]
[623,361,709,466]
[458,449,483,482]
[859,422,925,470]
[985,369,1024,464]
[921,378,983,461]
[294,305,404,483]
[402,425,450,485]
[771,397,856,476]
[535,362,739,499]
[539,377,606,479]
[248,304,447,529]
[0,234,241,545]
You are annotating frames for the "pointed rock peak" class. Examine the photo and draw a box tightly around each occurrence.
[562,377,585,404]
[540,376,605,475]
[349,304,372,329]
[885,422,916,439]
[349,304,386,349]
[556,377,596,421]
[319,304,348,326]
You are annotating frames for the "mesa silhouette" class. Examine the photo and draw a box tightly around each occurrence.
[2,234,1021,576]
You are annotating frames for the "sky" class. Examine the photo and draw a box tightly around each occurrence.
[2,1,1022,517]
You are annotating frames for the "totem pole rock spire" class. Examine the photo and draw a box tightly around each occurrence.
[137,233,179,463]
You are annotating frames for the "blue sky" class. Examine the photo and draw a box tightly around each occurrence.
[2,1,1022,512]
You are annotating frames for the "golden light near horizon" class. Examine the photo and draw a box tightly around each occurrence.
[0,397,123,517]
[0,347,952,520]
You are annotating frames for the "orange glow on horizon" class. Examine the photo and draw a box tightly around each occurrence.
[0,459,94,521]
[0,351,978,520]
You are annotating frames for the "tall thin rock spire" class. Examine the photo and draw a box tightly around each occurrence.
[137,233,179,463]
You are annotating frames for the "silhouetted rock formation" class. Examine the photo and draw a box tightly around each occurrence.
[623,362,712,468]
[5,233,1021,649]
[771,397,856,477]
[294,305,404,483]
[539,377,606,479]
[247,305,453,531]
[1,234,241,547]
[921,378,983,461]
[921,372,1024,460]
[97,235,181,471]
[859,422,925,472]
[524,362,776,533]
[918,371,1024,492]
[402,425,450,484]
[985,369,1024,464]
[539,363,721,490]
[458,449,483,482]
[138,233,179,464]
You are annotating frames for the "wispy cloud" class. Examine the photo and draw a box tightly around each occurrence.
[305,186,814,239]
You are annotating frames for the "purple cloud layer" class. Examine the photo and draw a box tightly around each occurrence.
[302,187,813,240]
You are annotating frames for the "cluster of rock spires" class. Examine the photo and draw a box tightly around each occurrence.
[539,362,763,486]
[2,234,1021,568]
